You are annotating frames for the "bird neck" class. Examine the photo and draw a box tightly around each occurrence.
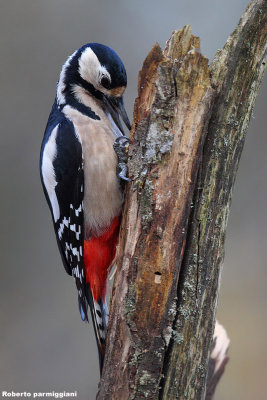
[57,66,103,120]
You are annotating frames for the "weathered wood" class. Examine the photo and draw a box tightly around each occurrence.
[97,1,266,399]
[161,1,266,398]
[98,26,214,399]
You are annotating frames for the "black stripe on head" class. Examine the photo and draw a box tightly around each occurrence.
[63,43,127,97]
[60,43,127,120]
[59,97,100,120]
[64,46,104,99]
[89,43,127,89]
[59,45,102,119]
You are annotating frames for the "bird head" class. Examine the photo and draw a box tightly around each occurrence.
[57,43,131,134]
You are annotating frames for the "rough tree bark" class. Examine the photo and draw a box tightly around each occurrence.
[97,1,266,399]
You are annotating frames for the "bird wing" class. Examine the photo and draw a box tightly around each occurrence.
[40,110,88,320]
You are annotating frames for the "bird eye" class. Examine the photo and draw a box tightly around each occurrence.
[101,76,111,89]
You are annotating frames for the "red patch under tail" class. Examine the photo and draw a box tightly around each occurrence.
[84,216,120,301]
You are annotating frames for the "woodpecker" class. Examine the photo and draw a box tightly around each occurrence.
[40,43,130,370]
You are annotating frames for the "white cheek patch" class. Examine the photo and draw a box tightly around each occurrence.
[42,126,60,222]
[78,47,110,89]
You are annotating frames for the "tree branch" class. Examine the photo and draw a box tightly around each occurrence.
[97,1,266,399]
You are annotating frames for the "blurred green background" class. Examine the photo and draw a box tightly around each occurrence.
[0,1,266,399]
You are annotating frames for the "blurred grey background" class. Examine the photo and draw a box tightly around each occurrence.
[0,1,266,399]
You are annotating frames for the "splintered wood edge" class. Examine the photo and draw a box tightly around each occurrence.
[164,25,201,60]
[98,26,213,400]
[132,26,204,130]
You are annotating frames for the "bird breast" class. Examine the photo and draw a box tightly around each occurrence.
[63,104,123,238]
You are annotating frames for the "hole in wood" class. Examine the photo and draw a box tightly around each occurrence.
[154,271,162,284]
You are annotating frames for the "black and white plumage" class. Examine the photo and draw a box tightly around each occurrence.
[40,43,130,369]
[41,101,87,316]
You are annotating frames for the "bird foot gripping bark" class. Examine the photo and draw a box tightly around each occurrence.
[114,136,131,182]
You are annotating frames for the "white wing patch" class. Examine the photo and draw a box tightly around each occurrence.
[70,223,81,240]
[42,125,60,222]
[58,216,70,239]
[70,203,82,216]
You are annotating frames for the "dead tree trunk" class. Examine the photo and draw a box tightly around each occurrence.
[97,1,266,399]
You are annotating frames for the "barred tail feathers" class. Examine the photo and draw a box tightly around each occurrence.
[86,288,107,372]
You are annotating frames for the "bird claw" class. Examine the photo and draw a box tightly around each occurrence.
[118,166,131,181]
[114,137,131,182]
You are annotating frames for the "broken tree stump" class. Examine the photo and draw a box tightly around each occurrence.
[97,1,266,399]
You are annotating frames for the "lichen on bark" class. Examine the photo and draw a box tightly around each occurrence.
[97,2,266,399]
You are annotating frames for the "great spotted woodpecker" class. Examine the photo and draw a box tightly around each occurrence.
[40,43,130,370]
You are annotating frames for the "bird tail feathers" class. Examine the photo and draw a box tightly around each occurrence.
[85,285,108,373]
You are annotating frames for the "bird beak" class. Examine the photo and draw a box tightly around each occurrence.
[104,96,131,135]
